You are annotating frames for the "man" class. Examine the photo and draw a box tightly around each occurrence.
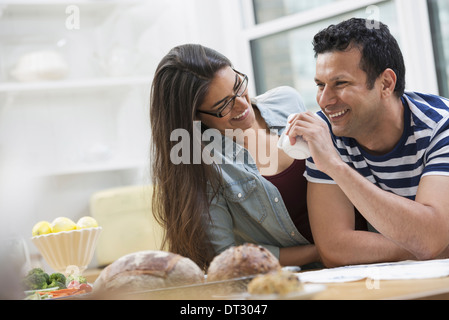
[287,18,449,267]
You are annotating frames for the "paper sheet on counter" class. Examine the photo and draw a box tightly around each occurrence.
[297,259,449,283]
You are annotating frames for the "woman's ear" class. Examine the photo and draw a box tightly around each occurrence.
[380,68,397,98]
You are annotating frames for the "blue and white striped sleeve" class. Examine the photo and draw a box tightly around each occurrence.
[423,115,449,178]
[303,111,336,184]
[304,157,336,184]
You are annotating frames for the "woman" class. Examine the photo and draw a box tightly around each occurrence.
[150,44,320,270]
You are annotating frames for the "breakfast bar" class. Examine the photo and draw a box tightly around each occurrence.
[80,259,449,300]
[300,258,449,300]
[310,277,449,300]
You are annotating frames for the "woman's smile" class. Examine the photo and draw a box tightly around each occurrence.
[232,108,250,121]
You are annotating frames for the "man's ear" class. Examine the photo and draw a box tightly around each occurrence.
[380,68,397,98]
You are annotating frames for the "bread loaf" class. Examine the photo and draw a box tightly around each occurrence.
[247,270,303,295]
[206,243,281,282]
[93,250,204,293]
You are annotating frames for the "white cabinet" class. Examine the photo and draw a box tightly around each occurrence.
[0,0,158,176]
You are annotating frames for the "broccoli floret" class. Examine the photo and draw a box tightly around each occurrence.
[47,280,65,289]
[48,273,67,289]
[27,268,47,278]
[22,269,68,290]
[43,273,50,284]
[66,274,87,285]
[22,268,50,290]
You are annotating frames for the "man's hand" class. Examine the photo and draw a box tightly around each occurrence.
[286,111,342,175]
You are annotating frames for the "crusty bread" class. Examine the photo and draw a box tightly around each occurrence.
[93,250,204,293]
[206,243,281,282]
[247,270,303,295]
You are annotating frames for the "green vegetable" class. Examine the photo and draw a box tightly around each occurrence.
[47,272,66,289]
[24,292,42,300]
[66,274,87,285]
[24,292,52,300]
[22,268,68,291]
[22,268,50,290]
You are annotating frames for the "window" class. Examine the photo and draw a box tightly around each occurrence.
[249,1,399,110]
[253,0,345,24]
[428,0,449,98]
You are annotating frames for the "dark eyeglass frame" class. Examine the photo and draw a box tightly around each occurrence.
[197,69,248,118]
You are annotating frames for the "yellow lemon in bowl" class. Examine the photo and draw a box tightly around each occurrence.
[32,221,52,237]
[51,217,77,233]
[77,216,98,229]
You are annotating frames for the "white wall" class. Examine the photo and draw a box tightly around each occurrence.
[0,0,246,267]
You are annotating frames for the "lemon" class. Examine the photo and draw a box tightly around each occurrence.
[32,221,52,237]
[77,216,98,229]
[51,217,77,233]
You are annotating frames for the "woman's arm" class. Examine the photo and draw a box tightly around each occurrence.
[279,245,320,267]
[207,194,237,255]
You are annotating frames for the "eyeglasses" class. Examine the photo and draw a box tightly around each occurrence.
[197,70,248,118]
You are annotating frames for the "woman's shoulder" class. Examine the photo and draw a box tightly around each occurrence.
[253,86,307,123]
[253,86,303,106]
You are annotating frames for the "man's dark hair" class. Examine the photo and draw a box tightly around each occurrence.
[313,18,406,97]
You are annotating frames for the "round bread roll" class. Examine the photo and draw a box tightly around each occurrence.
[247,270,303,295]
[206,243,281,282]
[93,250,204,293]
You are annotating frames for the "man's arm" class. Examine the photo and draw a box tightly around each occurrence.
[290,113,449,260]
[323,161,449,261]
[307,182,415,267]
[292,111,449,263]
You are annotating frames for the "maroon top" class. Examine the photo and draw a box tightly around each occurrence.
[263,159,313,243]
[264,160,368,245]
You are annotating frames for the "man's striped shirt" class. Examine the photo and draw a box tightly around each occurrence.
[305,92,449,200]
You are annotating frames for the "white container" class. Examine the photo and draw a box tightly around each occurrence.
[10,50,69,82]
[31,227,102,275]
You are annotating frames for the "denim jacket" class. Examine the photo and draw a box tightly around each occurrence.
[205,86,310,259]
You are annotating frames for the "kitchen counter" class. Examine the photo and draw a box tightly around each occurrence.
[83,268,103,284]
[81,259,449,300]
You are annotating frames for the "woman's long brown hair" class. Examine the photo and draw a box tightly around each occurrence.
[149,44,232,270]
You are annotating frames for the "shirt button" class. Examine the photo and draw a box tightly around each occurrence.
[238,193,242,198]
[291,231,295,237]
[274,197,279,203]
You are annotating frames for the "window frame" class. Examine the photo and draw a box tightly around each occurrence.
[427,0,449,98]
[239,0,440,100]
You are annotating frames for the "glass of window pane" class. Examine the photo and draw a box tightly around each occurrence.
[253,0,345,24]
[428,0,449,98]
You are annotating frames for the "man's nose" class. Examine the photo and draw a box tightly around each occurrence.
[317,85,337,107]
